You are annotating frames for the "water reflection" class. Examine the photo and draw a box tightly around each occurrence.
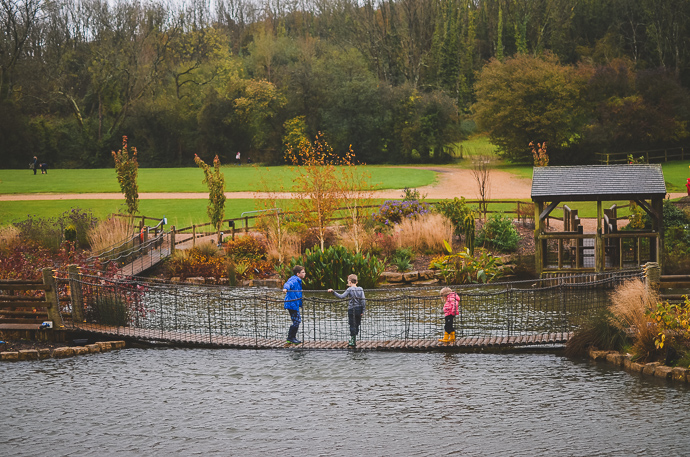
[1,349,689,456]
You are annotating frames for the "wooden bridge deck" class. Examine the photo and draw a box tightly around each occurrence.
[117,247,171,276]
[70,323,573,350]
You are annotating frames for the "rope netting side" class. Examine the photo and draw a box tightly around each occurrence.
[62,269,645,345]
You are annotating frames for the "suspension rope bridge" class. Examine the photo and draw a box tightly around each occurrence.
[56,269,644,351]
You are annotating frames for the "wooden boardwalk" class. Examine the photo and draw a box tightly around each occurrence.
[117,247,171,276]
[70,323,573,350]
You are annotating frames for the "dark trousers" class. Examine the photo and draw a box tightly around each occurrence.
[444,315,455,333]
[348,308,363,337]
[287,309,301,339]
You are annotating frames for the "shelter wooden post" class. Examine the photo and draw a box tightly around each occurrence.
[595,200,604,272]
[534,201,544,274]
[652,197,664,271]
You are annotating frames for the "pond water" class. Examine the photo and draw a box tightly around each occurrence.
[2,348,689,456]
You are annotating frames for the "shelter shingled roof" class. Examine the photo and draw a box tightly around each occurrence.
[531,164,667,202]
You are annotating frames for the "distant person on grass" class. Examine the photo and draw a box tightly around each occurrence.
[31,156,38,175]
[283,265,306,344]
[328,274,366,347]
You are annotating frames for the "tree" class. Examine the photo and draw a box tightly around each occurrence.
[472,53,588,162]
[112,136,139,215]
[285,132,343,251]
[194,154,226,243]
[337,146,377,254]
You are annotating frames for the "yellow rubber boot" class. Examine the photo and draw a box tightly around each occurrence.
[438,332,450,343]
[449,331,456,342]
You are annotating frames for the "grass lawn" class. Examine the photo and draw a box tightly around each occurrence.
[662,162,690,192]
[0,166,436,195]
[0,199,261,228]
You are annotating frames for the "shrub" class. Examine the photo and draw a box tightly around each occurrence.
[59,208,99,248]
[565,308,630,357]
[224,235,267,261]
[64,225,77,243]
[14,209,99,251]
[429,244,504,284]
[14,214,63,252]
[87,293,130,327]
[647,296,690,365]
[166,246,228,279]
[435,197,474,236]
[372,200,430,228]
[476,214,520,252]
[281,245,385,290]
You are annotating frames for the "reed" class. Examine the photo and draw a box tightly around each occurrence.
[396,213,453,254]
[87,217,135,253]
[608,278,661,362]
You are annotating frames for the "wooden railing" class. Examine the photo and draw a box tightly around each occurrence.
[0,269,66,332]
[170,200,542,247]
[596,147,685,164]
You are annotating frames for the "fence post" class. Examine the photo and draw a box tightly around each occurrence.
[245,216,249,234]
[68,265,84,323]
[192,225,196,248]
[42,268,64,328]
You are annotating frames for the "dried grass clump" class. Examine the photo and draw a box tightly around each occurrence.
[338,223,376,254]
[608,278,660,362]
[263,223,301,263]
[396,213,453,253]
[0,225,20,248]
[87,217,135,253]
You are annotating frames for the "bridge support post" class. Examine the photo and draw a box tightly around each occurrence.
[644,262,660,295]
[42,268,64,329]
[68,265,85,323]
[171,226,176,254]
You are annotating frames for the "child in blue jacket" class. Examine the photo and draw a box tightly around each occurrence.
[283,265,306,344]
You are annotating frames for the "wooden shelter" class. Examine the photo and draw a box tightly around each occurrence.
[531,164,666,276]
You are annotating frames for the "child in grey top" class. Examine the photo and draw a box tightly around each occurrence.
[328,274,365,347]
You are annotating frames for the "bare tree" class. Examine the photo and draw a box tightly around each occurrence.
[471,155,492,219]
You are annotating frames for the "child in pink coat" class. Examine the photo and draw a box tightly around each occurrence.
[439,287,460,343]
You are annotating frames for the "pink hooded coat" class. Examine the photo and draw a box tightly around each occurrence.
[443,292,460,316]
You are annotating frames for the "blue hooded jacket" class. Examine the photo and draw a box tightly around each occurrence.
[283,275,303,310]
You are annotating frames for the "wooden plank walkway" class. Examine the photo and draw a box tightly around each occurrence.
[70,323,573,350]
[117,248,171,276]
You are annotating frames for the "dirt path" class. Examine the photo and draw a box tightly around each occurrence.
[0,167,685,202]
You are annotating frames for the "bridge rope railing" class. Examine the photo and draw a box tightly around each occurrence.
[56,269,645,346]
[82,230,173,275]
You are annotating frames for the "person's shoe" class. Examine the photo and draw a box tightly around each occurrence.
[438,332,450,343]
[286,338,299,344]
[449,331,456,342]
[348,336,356,347]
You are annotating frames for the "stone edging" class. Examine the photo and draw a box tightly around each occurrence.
[0,341,126,362]
[588,347,690,383]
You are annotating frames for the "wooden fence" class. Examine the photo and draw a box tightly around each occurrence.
[595,147,685,164]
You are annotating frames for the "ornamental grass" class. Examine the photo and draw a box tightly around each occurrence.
[395,212,453,254]
[87,217,135,254]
